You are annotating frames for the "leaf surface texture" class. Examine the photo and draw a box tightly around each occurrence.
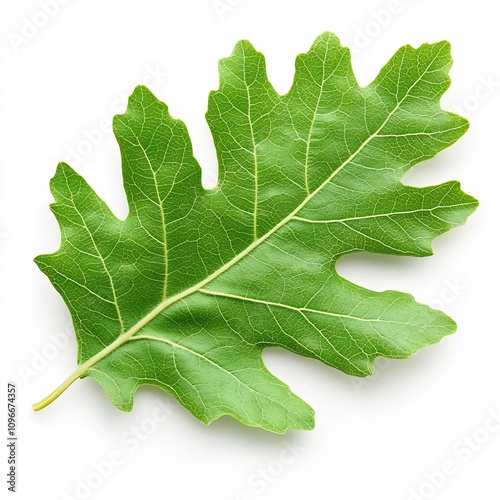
[35,33,477,432]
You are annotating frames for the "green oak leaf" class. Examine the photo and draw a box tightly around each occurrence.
[33,32,477,433]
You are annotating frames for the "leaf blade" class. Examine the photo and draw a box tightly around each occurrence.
[34,33,478,433]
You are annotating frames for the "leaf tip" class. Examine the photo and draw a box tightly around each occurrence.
[113,84,162,130]
[313,31,342,48]
[232,38,258,56]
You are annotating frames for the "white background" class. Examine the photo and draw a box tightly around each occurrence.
[1,1,499,499]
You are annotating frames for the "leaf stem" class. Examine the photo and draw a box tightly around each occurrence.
[32,361,93,411]
[32,329,132,411]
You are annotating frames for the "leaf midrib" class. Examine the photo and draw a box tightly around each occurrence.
[122,119,169,301]
[48,47,454,395]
